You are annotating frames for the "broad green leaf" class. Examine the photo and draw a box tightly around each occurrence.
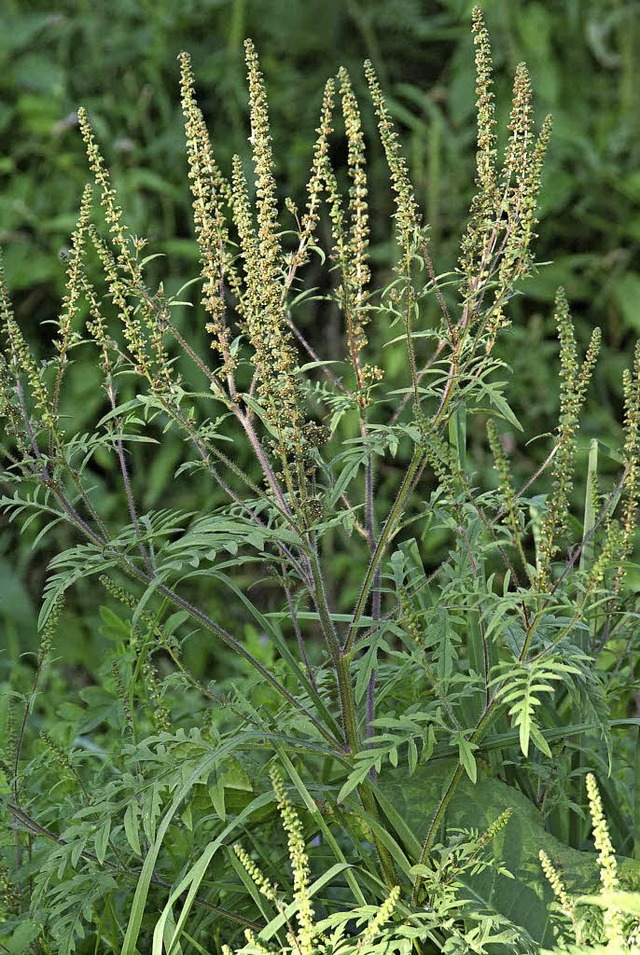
[378,761,640,947]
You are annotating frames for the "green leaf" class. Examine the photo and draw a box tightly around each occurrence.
[455,734,478,783]
[580,438,598,574]
[93,818,111,865]
[98,605,131,641]
[486,388,524,432]
[124,802,142,856]
[408,737,418,775]
[614,272,640,333]
[338,761,372,803]
[575,889,640,916]
[2,920,42,954]
[208,776,226,822]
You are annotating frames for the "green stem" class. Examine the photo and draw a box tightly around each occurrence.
[307,549,396,885]
[308,549,359,751]
[411,699,500,903]
[344,445,424,654]
[357,779,398,887]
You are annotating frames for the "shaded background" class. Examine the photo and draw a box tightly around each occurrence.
[1,0,639,660]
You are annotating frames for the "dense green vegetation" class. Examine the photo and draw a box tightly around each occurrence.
[1,2,639,952]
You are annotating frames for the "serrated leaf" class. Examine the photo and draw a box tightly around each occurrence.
[486,388,524,432]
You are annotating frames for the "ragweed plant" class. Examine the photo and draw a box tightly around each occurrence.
[540,774,640,953]
[223,767,401,955]
[1,8,639,954]
[215,768,516,955]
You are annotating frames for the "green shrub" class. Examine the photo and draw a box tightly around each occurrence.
[1,8,639,953]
